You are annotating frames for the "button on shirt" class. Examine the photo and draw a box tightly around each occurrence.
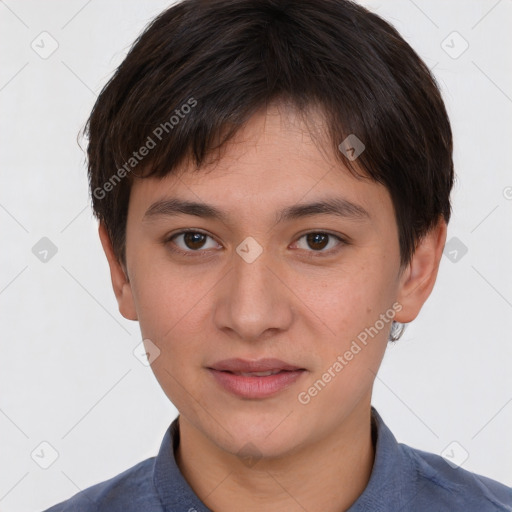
[43,407,512,511]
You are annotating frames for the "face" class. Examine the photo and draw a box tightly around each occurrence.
[101,102,445,460]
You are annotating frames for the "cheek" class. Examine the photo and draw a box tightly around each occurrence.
[309,261,394,336]
[131,263,211,410]
[129,247,213,339]
[295,272,391,415]
[296,259,396,400]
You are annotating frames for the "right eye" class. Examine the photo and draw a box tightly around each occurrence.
[165,229,222,256]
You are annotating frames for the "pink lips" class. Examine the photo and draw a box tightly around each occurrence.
[207,358,306,399]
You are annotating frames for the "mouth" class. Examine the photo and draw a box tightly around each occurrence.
[219,369,292,377]
[206,358,307,399]
[208,357,305,374]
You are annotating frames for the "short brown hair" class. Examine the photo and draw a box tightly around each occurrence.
[85,0,454,270]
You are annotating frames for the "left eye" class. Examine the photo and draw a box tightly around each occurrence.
[293,232,344,253]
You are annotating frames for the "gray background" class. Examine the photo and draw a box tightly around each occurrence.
[1,0,511,510]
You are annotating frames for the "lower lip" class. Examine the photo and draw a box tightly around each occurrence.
[208,369,306,399]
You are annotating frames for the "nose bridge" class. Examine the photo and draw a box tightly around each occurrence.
[234,244,272,303]
[214,238,292,340]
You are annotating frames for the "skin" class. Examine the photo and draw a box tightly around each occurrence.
[99,101,447,512]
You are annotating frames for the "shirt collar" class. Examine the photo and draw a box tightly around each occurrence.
[153,406,417,512]
[347,406,417,511]
[153,415,212,512]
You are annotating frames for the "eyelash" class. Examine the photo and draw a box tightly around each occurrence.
[163,229,348,259]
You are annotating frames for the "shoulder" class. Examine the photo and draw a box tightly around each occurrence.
[42,457,162,512]
[400,442,512,511]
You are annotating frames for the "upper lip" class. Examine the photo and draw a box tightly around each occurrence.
[208,358,304,373]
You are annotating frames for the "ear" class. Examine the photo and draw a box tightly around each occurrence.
[394,217,447,324]
[98,221,138,321]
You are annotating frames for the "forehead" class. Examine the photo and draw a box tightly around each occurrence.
[128,104,393,227]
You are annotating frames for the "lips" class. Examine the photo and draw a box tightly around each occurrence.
[208,357,305,374]
[207,358,307,399]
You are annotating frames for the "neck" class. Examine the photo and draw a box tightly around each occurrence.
[175,402,376,512]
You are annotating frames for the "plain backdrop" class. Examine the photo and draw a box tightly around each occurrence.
[1,0,511,510]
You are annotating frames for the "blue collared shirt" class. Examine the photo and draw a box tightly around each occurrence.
[43,407,512,511]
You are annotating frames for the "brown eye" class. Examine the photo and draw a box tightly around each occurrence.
[306,233,329,250]
[167,230,220,254]
[182,232,207,250]
[292,232,346,256]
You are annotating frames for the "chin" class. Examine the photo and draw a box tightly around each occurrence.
[205,407,307,457]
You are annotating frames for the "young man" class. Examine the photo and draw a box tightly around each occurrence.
[44,0,512,510]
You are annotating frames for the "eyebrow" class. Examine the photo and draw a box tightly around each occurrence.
[142,196,370,225]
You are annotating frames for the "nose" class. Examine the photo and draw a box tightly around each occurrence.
[213,241,294,342]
